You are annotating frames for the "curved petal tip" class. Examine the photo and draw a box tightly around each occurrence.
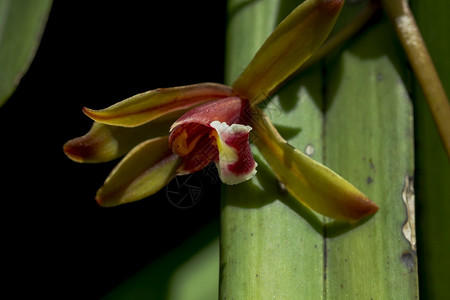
[63,137,93,163]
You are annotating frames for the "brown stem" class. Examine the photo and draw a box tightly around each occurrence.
[382,0,450,158]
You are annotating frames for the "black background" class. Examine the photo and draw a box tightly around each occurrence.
[1,1,226,298]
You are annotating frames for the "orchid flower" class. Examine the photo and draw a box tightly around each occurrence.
[64,0,378,221]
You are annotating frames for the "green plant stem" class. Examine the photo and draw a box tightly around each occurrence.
[382,0,450,158]
[221,1,418,299]
[221,1,325,298]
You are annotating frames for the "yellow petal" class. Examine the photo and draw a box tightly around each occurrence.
[232,0,344,104]
[83,83,234,127]
[63,117,174,163]
[96,136,182,207]
[251,109,378,221]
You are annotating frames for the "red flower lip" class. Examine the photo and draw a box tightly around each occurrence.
[169,97,257,184]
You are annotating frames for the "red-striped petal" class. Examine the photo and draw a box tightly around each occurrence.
[169,97,249,131]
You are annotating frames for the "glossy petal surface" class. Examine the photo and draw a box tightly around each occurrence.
[63,117,175,163]
[232,0,344,104]
[83,83,234,127]
[175,128,218,175]
[96,136,182,207]
[169,97,249,131]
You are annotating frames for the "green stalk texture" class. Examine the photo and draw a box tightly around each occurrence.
[411,0,450,298]
[221,0,418,299]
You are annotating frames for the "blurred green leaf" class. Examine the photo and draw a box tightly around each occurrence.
[411,0,450,298]
[0,0,52,107]
[102,220,219,300]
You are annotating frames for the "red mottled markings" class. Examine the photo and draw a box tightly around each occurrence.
[224,131,255,175]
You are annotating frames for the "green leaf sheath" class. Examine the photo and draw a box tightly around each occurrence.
[222,0,325,298]
[323,20,418,299]
[411,0,450,298]
[0,0,53,107]
[221,1,418,299]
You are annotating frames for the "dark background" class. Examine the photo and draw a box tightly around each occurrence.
[1,1,226,298]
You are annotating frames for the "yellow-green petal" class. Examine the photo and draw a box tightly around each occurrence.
[63,117,175,163]
[83,83,233,127]
[251,108,378,221]
[96,136,182,207]
[232,0,344,104]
